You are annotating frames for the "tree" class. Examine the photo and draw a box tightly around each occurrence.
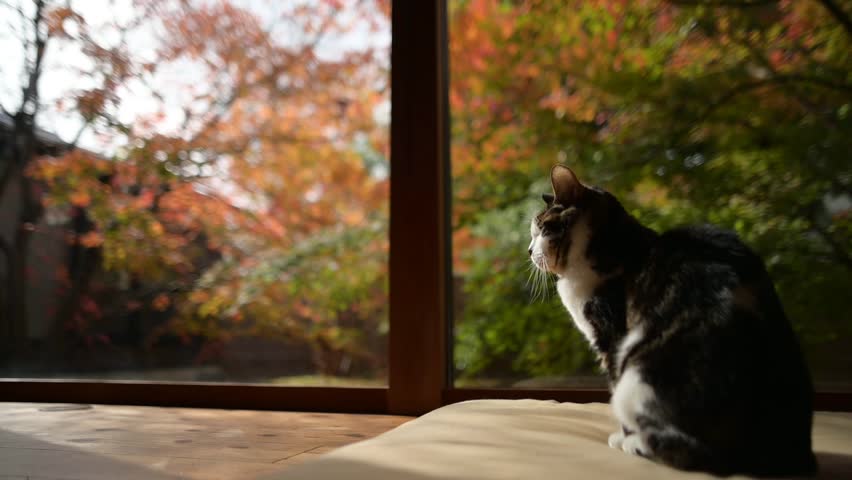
[450,0,852,384]
[1,0,149,352]
[2,0,390,379]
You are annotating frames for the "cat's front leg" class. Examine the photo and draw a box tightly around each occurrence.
[620,432,648,457]
[608,431,625,449]
[607,425,633,450]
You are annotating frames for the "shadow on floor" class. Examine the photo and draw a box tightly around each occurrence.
[0,428,181,480]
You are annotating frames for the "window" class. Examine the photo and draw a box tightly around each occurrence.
[1,0,849,414]
[448,0,852,392]
[0,0,390,387]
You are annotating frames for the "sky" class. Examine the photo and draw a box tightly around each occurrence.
[0,0,389,155]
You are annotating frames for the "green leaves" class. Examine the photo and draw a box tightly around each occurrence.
[450,0,852,385]
[453,190,597,384]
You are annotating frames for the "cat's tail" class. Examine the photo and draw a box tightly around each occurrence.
[648,429,818,478]
[644,430,733,476]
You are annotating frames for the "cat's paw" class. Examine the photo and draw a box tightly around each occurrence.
[621,433,648,457]
[608,431,625,449]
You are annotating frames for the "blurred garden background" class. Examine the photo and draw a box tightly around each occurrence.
[0,0,391,384]
[450,0,852,389]
[0,0,849,389]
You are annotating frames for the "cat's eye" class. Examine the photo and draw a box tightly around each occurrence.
[542,193,554,204]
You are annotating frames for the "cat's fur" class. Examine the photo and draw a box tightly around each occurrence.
[529,165,816,476]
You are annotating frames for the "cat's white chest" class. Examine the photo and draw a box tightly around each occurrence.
[556,276,597,345]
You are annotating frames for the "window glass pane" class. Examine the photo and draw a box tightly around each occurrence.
[450,0,851,390]
[0,0,390,385]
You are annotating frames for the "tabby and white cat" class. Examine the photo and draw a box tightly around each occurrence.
[529,165,816,476]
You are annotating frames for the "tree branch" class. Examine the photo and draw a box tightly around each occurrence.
[736,36,842,130]
[809,221,852,271]
[0,235,11,271]
[0,235,11,330]
[668,0,852,38]
[18,0,47,118]
[667,0,778,6]
[68,118,93,149]
[694,74,852,126]
[815,0,852,39]
[795,199,852,272]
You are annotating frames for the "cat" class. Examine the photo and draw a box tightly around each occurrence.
[528,164,816,476]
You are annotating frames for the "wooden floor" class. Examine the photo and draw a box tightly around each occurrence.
[0,402,411,480]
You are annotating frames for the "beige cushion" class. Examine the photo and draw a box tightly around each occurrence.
[265,399,852,480]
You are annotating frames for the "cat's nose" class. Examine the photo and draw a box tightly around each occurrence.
[528,248,533,256]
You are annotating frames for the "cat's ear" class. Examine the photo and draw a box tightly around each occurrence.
[541,193,555,204]
[550,164,586,205]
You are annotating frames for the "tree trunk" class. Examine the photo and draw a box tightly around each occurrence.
[9,222,32,344]
[0,0,48,358]
[0,236,13,355]
[50,207,100,359]
[5,108,44,351]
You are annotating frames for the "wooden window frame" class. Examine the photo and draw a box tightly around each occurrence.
[1,0,850,415]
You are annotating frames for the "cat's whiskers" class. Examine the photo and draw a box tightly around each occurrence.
[524,262,538,303]
[541,256,554,301]
[530,255,541,303]
[527,253,554,303]
[524,260,536,282]
[528,258,540,302]
[537,267,547,301]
